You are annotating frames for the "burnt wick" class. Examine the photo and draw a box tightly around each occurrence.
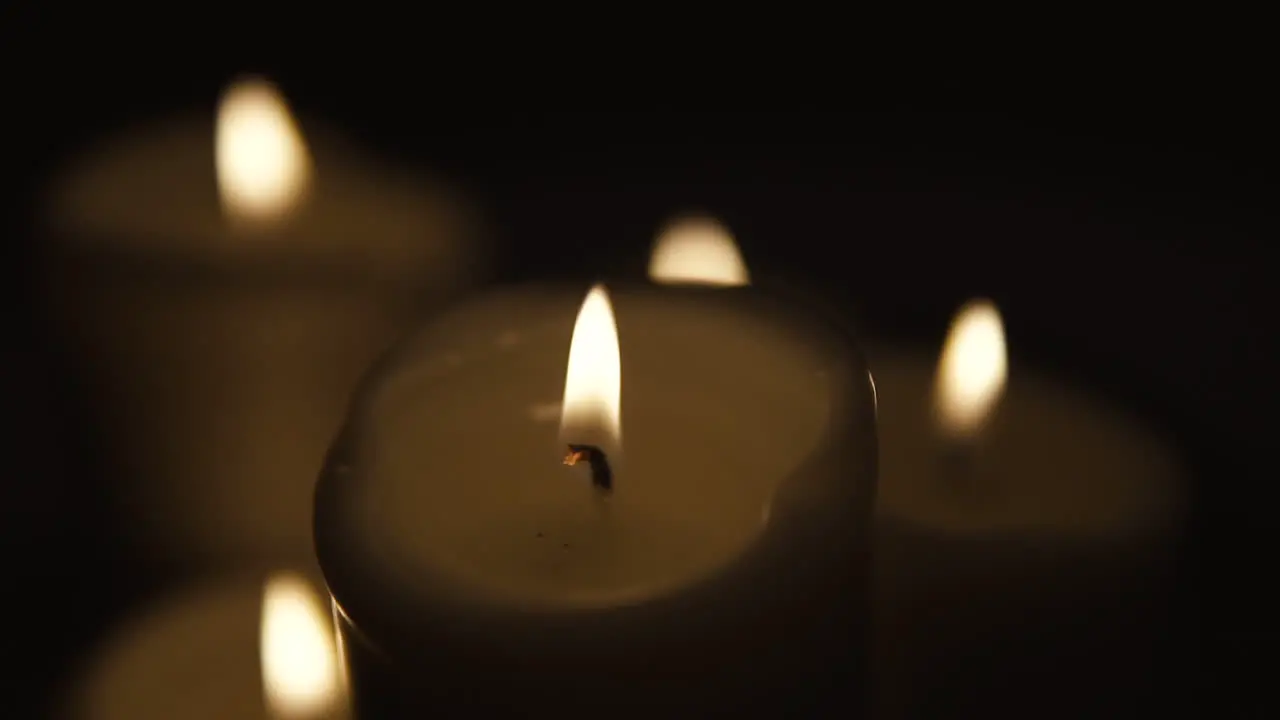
[564,444,613,492]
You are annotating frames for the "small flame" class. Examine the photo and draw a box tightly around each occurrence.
[216,77,311,223]
[648,215,750,287]
[261,573,342,719]
[933,299,1008,441]
[559,285,622,449]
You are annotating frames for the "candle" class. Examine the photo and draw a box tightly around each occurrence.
[869,300,1187,717]
[40,77,485,563]
[63,571,347,720]
[314,233,876,715]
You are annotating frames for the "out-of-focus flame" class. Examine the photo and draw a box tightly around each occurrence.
[933,299,1008,441]
[216,77,311,223]
[647,216,750,287]
[560,285,622,449]
[261,573,342,719]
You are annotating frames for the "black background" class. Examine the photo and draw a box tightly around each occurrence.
[0,30,1268,719]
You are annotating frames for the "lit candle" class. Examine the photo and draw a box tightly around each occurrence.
[64,572,347,720]
[40,77,485,563]
[314,231,876,715]
[869,300,1187,717]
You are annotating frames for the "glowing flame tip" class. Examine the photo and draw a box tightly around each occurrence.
[648,215,750,287]
[260,573,342,718]
[933,298,1007,440]
[560,285,622,449]
[216,77,311,223]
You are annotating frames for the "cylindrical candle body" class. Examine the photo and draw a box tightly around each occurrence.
[867,343,1187,718]
[40,117,485,564]
[315,283,877,717]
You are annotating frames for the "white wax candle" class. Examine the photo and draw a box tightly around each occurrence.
[867,331,1187,717]
[315,283,877,714]
[369,289,826,606]
[40,79,486,563]
[63,572,346,720]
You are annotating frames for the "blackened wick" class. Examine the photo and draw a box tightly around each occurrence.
[564,444,613,492]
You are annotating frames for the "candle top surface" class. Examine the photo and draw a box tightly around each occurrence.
[44,115,478,276]
[868,343,1185,539]
[67,579,265,720]
[318,284,875,616]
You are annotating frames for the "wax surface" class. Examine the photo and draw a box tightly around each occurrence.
[41,115,485,562]
[66,579,267,720]
[352,287,836,609]
[868,344,1183,538]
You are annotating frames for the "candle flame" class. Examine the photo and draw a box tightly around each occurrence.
[560,285,622,449]
[648,215,750,287]
[216,77,311,224]
[933,299,1008,441]
[261,573,342,719]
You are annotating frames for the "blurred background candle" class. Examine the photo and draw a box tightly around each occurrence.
[62,571,346,720]
[38,76,487,567]
[869,299,1187,718]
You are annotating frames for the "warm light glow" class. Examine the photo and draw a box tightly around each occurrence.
[647,215,750,287]
[933,299,1008,440]
[261,573,342,719]
[329,598,351,699]
[560,285,623,449]
[216,77,311,223]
